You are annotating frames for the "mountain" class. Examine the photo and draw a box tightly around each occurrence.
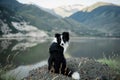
[1,0,95,37]
[82,2,114,12]
[70,2,120,37]
[0,6,20,35]
[52,4,85,17]
[0,6,48,37]
[0,0,23,11]
[0,0,48,37]
[36,6,61,18]
[16,4,93,36]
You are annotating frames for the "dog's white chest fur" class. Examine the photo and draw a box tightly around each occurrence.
[62,42,69,53]
[52,37,69,53]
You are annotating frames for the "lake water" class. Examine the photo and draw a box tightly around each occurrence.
[0,37,120,79]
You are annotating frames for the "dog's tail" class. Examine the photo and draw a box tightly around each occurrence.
[48,61,80,80]
[72,71,80,80]
[63,67,80,80]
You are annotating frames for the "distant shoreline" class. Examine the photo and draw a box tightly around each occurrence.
[0,36,120,40]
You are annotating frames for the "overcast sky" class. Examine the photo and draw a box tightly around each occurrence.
[17,0,120,9]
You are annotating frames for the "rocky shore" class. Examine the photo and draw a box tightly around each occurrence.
[23,58,119,80]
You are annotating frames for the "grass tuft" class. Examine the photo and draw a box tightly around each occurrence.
[97,53,120,74]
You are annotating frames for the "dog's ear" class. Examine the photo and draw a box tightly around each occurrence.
[62,32,69,41]
[55,33,61,38]
[62,32,69,36]
[55,33,61,44]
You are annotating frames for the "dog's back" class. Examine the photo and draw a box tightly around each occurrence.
[48,32,80,80]
[48,42,66,73]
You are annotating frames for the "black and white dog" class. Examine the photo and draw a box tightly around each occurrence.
[48,32,80,80]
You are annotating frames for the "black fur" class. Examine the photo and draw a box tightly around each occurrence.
[48,32,74,77]
[62,32,69,43]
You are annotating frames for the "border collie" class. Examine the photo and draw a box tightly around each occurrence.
[48,32,80,80]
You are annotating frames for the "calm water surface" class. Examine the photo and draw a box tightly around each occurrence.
[0,37,120,79]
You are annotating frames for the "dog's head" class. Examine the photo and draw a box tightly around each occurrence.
[53,32,69,47]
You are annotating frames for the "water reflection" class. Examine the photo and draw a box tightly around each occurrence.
[3,60,47,80]
[0,37,120,66]
[0,37,120,67]
[0,37,120,80]
[0,38,49,67]
[68,37,120,58]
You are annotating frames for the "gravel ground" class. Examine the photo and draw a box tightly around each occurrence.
[23,58,119,80]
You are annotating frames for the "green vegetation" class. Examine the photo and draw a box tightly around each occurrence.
[16,4,91,36]
[0,57,16,80]
[98,54,120,74]
[0,66,16,80]
[0,75,16,80]
[0,6,19,35]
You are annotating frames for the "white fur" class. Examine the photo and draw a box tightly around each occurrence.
[72,72,80,80]
[52,36,69,53]
[61,42,69,53]
[52,37,57,43]
[60,35,69,53]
